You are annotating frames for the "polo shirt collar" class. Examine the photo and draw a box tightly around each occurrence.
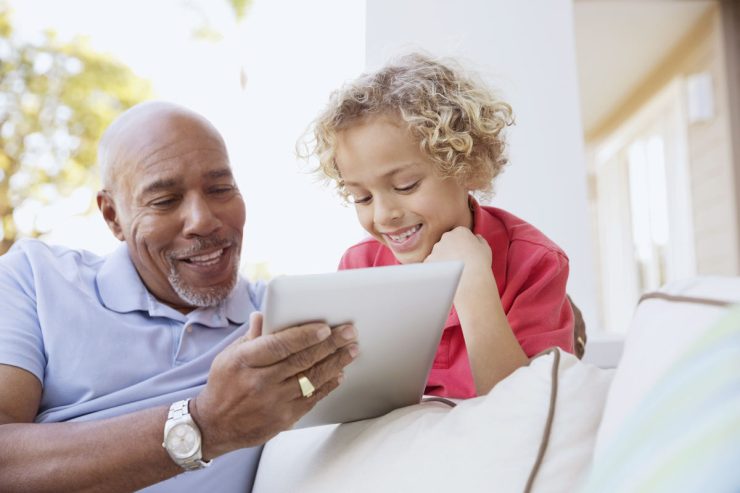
[469,197,508,294]
[97,243,250,326]
[97,243,152,315]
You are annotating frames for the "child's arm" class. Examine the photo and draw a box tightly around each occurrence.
[425,227,528,395]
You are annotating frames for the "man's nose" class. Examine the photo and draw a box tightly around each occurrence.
[182,195,222,237]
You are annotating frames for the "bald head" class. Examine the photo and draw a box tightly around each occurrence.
[98,101,227,191]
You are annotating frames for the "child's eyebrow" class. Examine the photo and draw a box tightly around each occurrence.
[343,162,422,187]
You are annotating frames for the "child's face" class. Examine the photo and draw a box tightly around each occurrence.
[335,115,472,264]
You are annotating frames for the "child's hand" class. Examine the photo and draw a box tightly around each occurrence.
[425,227,492,276]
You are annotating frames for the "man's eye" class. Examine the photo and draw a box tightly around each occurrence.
[210,186,235,195]
[395,181,419,193]
[150,197,178,208]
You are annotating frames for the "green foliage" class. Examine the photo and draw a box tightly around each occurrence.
[0,6,151,254]
[228,0,252,22]
[187,0,252,42]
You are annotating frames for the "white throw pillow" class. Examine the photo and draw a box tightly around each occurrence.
[253,349,613,493]
[593,276,740,459]
[580,305,740,493]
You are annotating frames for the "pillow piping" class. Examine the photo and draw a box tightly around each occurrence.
[420,396,458,408]
[524,347,561,493]
[638,292,734,307]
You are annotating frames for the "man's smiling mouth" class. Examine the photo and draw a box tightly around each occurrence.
[181,248,225,266]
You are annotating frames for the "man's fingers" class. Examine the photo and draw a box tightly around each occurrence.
[273,324,357,379]
[245,311,263,341]
[248,330,356,403]
[271,341,355,403]
[295,374,342,408]
[267,374,343,429]
[278,367,344,405]
[236,322,333,367]
[201,324,358,441]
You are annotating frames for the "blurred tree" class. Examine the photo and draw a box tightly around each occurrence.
[0,6,151,254]
[227,0,252,22]
[185,0,253,42]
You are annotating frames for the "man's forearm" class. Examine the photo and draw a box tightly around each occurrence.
[0,406,181,493]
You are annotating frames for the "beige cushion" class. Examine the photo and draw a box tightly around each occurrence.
[581,304,740,493]
[253,349,613,493]
[593,276,740,459]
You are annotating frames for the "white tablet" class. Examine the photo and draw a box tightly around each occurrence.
[262,261,463,428]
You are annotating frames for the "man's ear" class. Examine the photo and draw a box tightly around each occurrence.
[97,190,125,241]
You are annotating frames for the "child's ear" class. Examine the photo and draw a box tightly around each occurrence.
[97,190,125,241]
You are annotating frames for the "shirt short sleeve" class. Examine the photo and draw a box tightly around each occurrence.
[0,248,46,384]
[504,249,574,356]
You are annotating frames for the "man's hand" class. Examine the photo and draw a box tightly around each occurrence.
[192,313,358,457]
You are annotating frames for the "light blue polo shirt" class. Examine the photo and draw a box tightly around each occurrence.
[0,239,266,492]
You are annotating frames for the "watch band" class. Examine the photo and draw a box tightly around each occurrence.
[163,399,212,471]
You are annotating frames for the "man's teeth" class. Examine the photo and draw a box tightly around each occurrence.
[188,249,224,265]
[388,225,420,242]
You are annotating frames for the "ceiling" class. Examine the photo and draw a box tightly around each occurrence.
[574,0,716,137]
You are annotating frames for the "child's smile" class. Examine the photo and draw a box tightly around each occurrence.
[382,224,423,253]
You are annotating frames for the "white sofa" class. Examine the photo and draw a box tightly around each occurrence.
[252,277,740,493]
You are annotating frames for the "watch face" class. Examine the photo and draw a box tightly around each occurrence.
[165,423,199,459]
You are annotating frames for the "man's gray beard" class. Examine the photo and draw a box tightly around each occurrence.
[167,255,240,308]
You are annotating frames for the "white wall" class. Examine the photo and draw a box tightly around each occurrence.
[366,0,601,330]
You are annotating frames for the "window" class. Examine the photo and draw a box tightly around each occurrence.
[590,79,696,332]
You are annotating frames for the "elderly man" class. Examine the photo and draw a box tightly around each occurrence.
[0,102,358,492]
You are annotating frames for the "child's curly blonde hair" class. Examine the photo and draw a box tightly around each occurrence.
[300,53,514,199]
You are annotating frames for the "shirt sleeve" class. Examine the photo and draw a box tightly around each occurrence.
[504,249,574,356]
[337,252,350,270]
[0,248,46,384]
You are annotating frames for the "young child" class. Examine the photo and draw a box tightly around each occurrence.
[303,53,574,398]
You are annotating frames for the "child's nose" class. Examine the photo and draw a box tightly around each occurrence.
[373,196,402,226]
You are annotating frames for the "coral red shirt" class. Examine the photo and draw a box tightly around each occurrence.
[338,201,574,398]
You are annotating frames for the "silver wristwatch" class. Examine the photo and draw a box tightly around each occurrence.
[162,399,211,471]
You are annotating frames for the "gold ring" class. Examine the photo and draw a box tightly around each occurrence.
[298,375,315,398]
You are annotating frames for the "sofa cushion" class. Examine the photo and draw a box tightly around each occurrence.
[253,349,613,493]
[580,304,740,492]
[593,276,740,457]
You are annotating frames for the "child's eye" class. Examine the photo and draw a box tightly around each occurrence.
[351,195,372,205]
[345,187,372,205]
[394,181,420,193]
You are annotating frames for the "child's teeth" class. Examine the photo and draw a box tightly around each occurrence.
[389,226,419,241]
